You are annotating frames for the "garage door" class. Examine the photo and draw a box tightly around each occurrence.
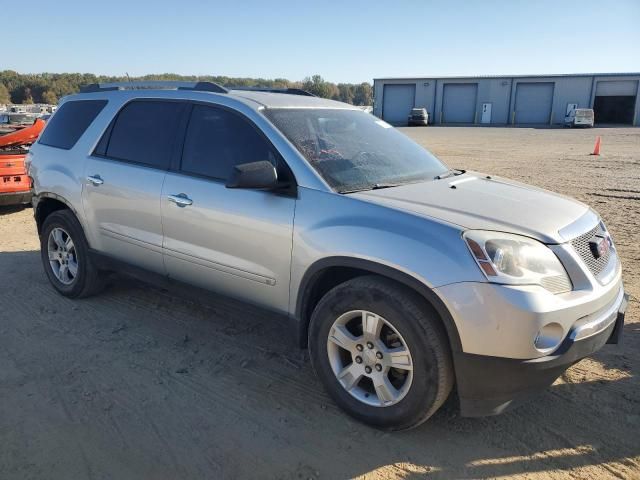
[595,80,637,96]
[442,83,477,123]
[382,84,415,125]
[594,80,638,124]
[514,82,554,124]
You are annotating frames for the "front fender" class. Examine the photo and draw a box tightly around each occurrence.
[289,187,485,344]
[290,187,483,298]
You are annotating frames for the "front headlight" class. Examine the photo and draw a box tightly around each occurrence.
[464,230,572,294]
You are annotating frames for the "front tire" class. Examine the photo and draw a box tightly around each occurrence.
[308,276,454,430]
[40,209,105,298]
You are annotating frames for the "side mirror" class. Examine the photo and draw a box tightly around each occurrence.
[226,161,279,190]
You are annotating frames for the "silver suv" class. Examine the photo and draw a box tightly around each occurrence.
[28,81,627,430]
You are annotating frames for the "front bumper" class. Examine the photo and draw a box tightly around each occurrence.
[435,256,623,360]
[455,290,628,417]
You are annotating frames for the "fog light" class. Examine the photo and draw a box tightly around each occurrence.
[534,323,564,350]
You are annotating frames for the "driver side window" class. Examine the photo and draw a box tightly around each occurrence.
[180,104,281,181]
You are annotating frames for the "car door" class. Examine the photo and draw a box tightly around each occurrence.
[82,99,186,273]
[161,103,296,313]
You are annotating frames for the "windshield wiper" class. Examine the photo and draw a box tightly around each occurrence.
[338,182,404,194]
[372,182,404,190]
[435,169,465,180]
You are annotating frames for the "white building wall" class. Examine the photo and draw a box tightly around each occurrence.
[375,74,640,126]
[550,76,593,123]
[476,78,512,124]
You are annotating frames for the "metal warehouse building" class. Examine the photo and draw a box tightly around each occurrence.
[373,73,640,126]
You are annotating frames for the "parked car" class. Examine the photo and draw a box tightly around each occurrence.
[28,82,627,430]
[0,112,39,134]
[408,107,429,126]
[2,112,39,125]
[565,108,595,128]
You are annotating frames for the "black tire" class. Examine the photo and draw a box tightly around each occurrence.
[308,275,454,431]
[40,209,105,298]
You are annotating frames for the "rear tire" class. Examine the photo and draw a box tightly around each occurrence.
[40,209,105,298]
[308,275,454,430]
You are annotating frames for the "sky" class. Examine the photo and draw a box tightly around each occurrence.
[4,0,639,83]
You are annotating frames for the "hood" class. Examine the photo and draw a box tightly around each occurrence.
[351,172,590,243]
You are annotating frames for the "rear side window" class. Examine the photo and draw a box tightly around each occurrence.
[38,100,107,150]
[102,100,184,169]
[181,104,278,180]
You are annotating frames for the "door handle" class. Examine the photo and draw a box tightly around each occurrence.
[167,193,193,207]
[86,175,104,186]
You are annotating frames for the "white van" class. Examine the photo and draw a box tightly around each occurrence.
[565,108,594,127]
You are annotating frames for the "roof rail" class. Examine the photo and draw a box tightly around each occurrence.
[80,81,228,94]
[229,87,316,97]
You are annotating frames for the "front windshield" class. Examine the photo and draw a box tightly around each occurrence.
[264,108,447,193]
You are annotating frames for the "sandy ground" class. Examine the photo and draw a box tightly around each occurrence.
[0,127,638,480]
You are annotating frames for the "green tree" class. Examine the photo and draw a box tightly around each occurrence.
[337,83,355,104]
[302,75,335,99]
[0,83,10,104]
[41,90,58,105]
[353,83,373,106]
[0,70,373,106]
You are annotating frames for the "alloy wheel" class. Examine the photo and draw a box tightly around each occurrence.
[47,227,78,285]
[326,310,413,407]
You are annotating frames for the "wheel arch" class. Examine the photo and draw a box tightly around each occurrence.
[34,193,81,235]
[293,257,462,353]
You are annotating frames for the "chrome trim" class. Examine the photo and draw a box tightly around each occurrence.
[557,209,599,242]
[167,193,193,207]
[86,175,104,186]
[596,251,620,286]
[100,228,164,253]
[569,287,624,341]
[570,225,612,278]
[163,247,276,286]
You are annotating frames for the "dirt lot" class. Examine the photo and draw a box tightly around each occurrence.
[0,127,638,480]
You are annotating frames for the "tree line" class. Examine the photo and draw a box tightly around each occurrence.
[0,71,372,106]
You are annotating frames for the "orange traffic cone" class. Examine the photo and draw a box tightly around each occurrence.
[591,136,601,156]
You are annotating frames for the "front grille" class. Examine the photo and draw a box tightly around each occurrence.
[541,274,572,293]
[570,225,612,277]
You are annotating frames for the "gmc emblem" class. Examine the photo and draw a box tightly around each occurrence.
[589,235,609,259]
